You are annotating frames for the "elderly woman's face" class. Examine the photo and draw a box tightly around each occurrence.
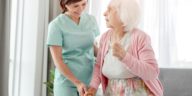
[104,3,123,28]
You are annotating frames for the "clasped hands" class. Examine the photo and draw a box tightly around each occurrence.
[75,81,96,96]
[83,87,96,96]
[78,85,96,96]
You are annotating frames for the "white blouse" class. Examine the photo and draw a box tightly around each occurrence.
[102,33,136,79]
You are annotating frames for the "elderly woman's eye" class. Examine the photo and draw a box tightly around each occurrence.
[108,9,111,13]
[108,7,112,12]
[82,3,86,6]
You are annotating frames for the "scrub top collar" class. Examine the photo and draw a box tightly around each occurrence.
[62,12,85,27]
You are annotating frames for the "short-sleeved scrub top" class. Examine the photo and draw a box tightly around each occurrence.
[47,12,100,87]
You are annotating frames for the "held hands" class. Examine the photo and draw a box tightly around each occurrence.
[112,42,126,60]
[84,87,96,96]
[75,81,96,96]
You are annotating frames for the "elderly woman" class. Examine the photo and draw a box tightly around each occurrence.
[85,0,163,96]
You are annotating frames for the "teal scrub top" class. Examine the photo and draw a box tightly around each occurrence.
[47,12,100,87]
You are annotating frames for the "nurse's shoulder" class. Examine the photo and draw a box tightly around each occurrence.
[82,13,97,24]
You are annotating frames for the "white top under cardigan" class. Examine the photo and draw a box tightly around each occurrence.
[102,33,136,79]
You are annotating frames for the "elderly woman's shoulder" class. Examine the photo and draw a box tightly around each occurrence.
[132,28,150,38]
[132,28,151,42]
[100,29,112,40]
[104,29,112,36]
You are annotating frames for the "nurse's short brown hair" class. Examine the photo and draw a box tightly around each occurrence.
[59,0,83,13]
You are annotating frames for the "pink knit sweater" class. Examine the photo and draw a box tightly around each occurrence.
[90,28,163,96]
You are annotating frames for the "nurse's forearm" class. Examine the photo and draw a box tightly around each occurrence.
[56,60,81,86]
[49,46,81,86]
[54,58,80,86]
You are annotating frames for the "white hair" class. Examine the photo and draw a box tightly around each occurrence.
[111,0,141,32]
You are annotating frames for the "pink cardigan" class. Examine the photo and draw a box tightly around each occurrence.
[90,28,163,96]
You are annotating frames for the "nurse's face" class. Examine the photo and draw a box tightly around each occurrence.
[65,0,87,18]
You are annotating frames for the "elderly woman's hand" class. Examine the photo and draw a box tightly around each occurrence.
[112,42,126,60]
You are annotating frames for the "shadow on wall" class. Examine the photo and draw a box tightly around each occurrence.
[49,0,61,22]
[0,0,10,96]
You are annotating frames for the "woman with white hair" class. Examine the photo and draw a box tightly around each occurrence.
[85,0,163,95]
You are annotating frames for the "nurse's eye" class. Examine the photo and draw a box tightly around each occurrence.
[73,5,79,8]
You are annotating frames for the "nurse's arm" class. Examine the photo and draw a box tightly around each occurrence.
[49,46,83,87]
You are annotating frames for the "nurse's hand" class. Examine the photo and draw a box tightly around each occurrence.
[112,42,126,60]
[75,81,87,96]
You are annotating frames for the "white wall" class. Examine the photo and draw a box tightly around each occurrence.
[10,0,49,96]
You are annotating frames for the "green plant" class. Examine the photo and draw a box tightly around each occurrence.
[44,68,55,96]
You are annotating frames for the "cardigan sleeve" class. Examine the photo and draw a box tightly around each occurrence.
[89,32,108,90]
[121,33,159,80]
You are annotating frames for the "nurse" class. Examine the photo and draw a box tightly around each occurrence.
[46,0,100,96]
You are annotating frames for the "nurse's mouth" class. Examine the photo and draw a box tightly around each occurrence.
[74,12,81,15]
